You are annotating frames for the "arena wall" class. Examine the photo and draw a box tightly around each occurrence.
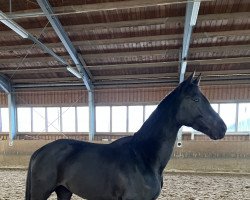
[0,140,249,173]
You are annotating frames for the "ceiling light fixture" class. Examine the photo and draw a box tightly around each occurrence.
[0,11,29,38]
[67,66,82,79]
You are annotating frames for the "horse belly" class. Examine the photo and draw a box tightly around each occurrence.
[67,180,123,200]
[62,160,125,199]
[68,175,161,200]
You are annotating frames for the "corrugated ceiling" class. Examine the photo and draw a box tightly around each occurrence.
[0,0,250,89]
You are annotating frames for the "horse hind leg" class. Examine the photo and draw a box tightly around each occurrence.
[55,185,73,200]
[30,189,53,200]
[29,185,54,200]
[29,178,56,200]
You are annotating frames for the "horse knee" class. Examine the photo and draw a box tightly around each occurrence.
[55,186,72,200]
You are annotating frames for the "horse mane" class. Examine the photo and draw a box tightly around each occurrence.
[134,82,184,139]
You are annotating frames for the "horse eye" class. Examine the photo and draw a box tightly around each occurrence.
[192,98,199,102]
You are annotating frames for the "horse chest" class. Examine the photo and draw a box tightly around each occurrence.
[121,172,162,200]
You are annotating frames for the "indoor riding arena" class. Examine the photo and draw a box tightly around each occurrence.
[0,0,250,200]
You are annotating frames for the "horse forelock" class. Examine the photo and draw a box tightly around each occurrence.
[178,78,201,96]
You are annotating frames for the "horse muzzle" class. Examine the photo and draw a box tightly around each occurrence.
[209,122,227,140]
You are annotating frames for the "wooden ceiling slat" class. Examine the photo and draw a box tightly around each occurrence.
[93,69,250,81]
[1,12,249,38]
[4,0,248,18]
[0,67,67,74]
[5,0,189,16]
[1,30,250,53]
[13,77,79,83]
[1,57,249,75]
[1,44,249,65]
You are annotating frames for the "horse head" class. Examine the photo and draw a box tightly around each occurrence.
[176,72,227,140]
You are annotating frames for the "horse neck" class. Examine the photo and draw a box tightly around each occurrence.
[132,90,181,174]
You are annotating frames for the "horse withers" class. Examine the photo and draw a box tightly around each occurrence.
[25,72,226,200]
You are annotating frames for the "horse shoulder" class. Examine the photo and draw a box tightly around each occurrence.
[109,142,162,200]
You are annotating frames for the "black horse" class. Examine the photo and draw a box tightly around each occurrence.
[25,72,226,200]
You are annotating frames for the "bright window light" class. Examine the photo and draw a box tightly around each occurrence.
[182,126,195,133]
[220,103,236,132]
[96,106,110,132]
[47,107,61,132]
[238,103,250,132]
[145,105,157,121]
[61,107,76,132]
[32,107,46,132]
[211,103,219,113]
[77,107,89,132]
[17,107,31,132]
[0,108,9,132]
[128,106,143,132]
[112,106,127,132]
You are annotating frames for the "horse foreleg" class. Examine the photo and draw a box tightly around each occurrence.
[55,186,73,200]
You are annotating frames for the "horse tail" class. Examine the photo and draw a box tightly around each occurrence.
[25,146,46,200]
[25,148,40,200]
[25,158,32,200]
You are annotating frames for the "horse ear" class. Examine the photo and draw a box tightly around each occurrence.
[193,73,201,85]
[186,71,195,84]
